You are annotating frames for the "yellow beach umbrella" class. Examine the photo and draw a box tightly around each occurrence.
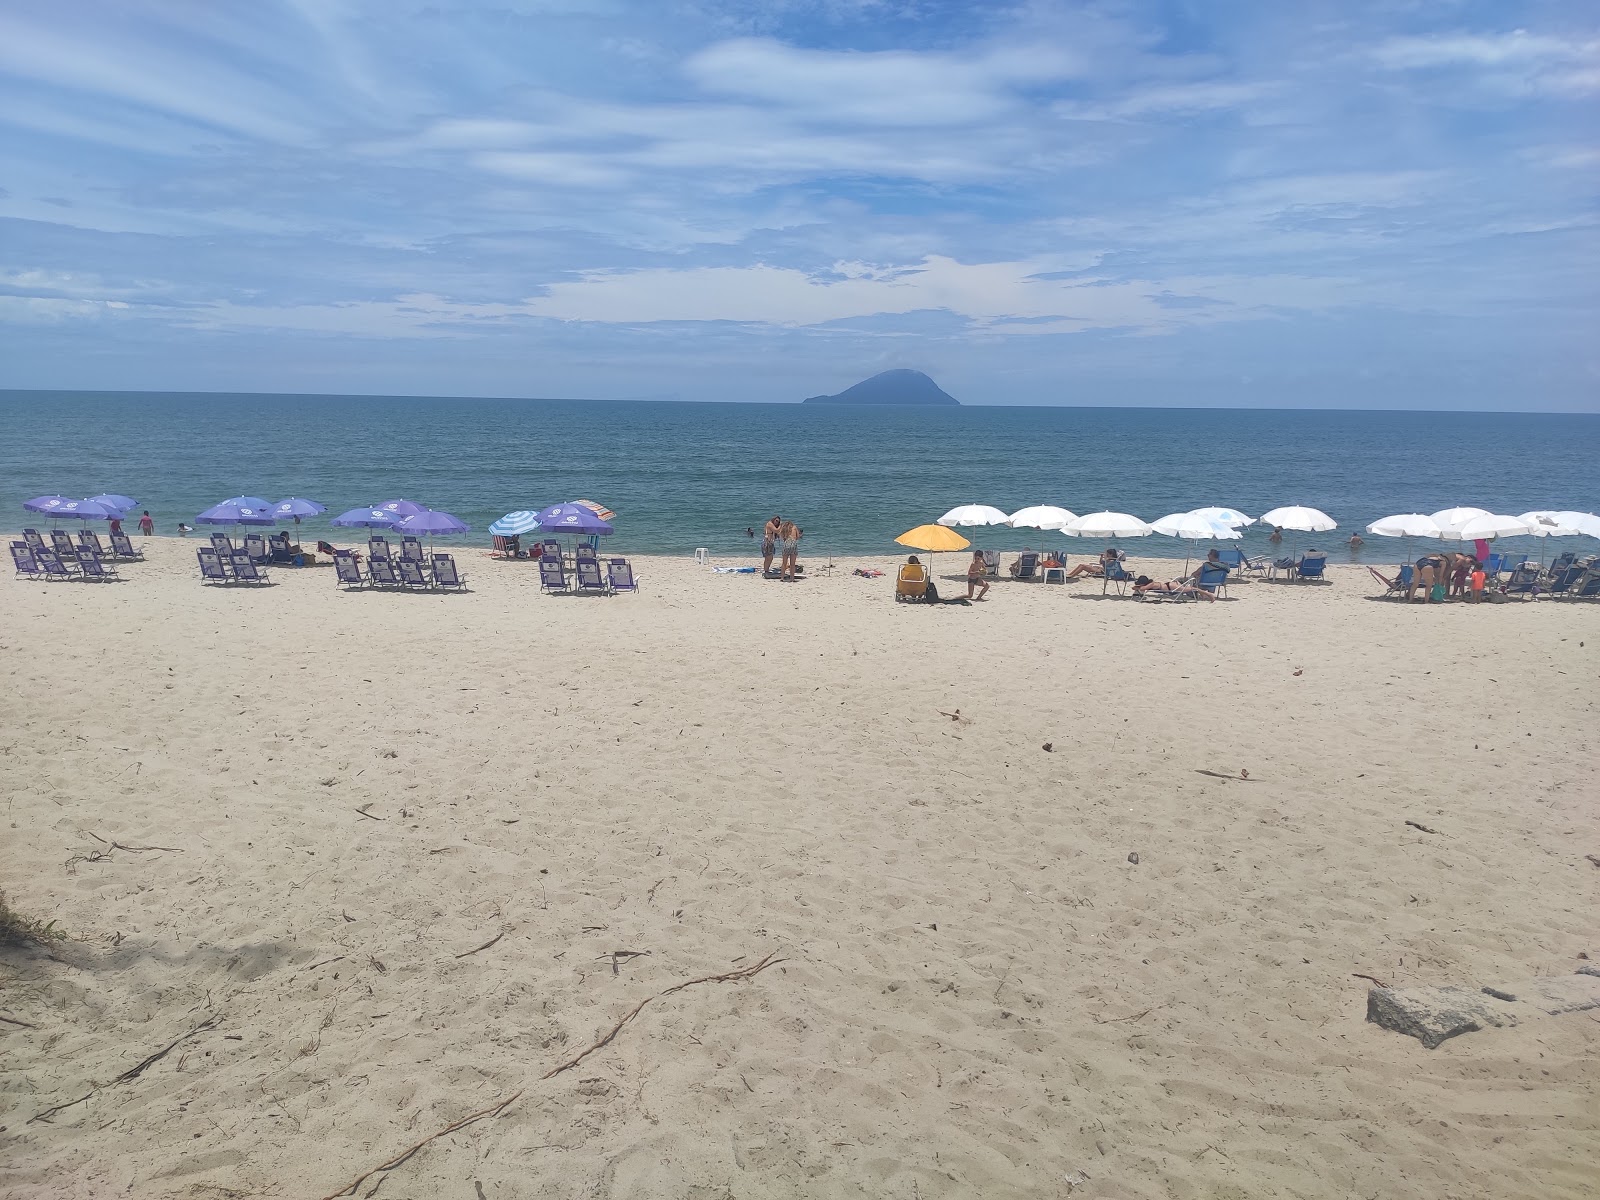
[895,524,970,552]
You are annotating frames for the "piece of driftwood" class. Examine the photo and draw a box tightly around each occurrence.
[319,1091,523,1199]
[30,1015,219,1123]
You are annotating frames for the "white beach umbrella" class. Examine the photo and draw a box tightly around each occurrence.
[1549,511,1600,539]
[938,504,1011,527]
[1007,505,1078,530]
[1186,506,1255,528]
[1516,511,1580,536]
[1063,511,1153,538]
[1429,506,1491,534]
[1259,506,1337,533]
[1441,514,1532,541]
[1150,512,1243,540]
[1367,513,1442,538]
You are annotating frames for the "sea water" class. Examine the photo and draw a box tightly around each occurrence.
[2,390,1596,561]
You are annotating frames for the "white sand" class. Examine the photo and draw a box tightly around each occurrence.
[2,540,1597,1199]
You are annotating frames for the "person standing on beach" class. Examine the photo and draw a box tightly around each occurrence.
[762,516,780,575]
[138,511,154,536]
[779,521,800,580]
[966,550,990,600]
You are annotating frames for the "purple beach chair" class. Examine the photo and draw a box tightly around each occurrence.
[334,551,366,590]
[539,557,569,593]
[575,558,610,595]
[197,548,230,584]
[50,529,79,560]
[229,551,272,585]
[77,529,106,556]
[210,532,234,555]
[431,554,467,592]
[12,542,44,580]
[368,558,402,589]
[243,533,270,563]
[77,552,119,582]
[606,558,638,593]
[37,549,81,580]
[23,528,48,554]
[367,536,394,562]
[109,530,144,560]
[397,559,431,590]
[400,537,425,565]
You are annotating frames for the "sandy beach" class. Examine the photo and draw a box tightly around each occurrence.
[2,538,1596,1200]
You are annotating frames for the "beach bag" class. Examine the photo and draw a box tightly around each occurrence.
[924,578,940,603]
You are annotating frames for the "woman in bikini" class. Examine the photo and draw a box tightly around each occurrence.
[762,516,780,576]
[778,520,799,581]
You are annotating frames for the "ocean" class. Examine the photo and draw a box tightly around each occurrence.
[2,390,1597,561]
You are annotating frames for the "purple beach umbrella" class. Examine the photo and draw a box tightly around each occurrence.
[395,509,470,552]
[532,502,614,536]
[196,501,276,526]
[271,497,327,522]
[86,493,138,513]
[23,495,77,514]
[330,506,402,528]
[26,497,125,521]
[374,499,429,517]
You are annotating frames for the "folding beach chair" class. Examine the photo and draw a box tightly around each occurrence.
[1502,562,1542,599]
[367,536,394,562]
[539,557,569,594]
[981,550,1000,577]
[397,559,432,590]
[1571,568,1600,600]
[334,551,367,590]
[210,532,234,555]
[77,552,118,582]
[229,552,272,585]
[1367,564,1413,598]
[50,529,79,559]
[197,548,230,584]
[400,537,425,565]
[109,530,144,560]
[1009,552,1039,581]
[1195,562,1231,598]
[77,529,106,556]
[1103,559,1134,596]
[243,533,270,562]
[22,528,48,554]
[895,561,928,602]
[541,539,562,559]
[1545,564,1585,598]
[36,550,80,581]
[606,557,638,593]
[431,554,468,591]
[368,558,402,589]
[1294,553,1327,582]
[575,543,598,565]
[11,543,44,580]
[575,558,611,595]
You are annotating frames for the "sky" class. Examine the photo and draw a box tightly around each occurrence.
[0,0,1596,410]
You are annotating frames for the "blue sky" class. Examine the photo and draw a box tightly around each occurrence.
[0,0,1595,409]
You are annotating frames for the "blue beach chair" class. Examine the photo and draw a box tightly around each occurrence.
[1103,559,1134,596]
[11,543,43,581]
[432,554,467,592]
[1295,553,1327,582]
[539,557,569,594]
[1196,562,1231,598]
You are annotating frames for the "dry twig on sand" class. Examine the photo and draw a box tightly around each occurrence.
[1351,972,1391,988]
[1404,820,1444,835]
[87,832,183,853]
[454,930,507,959]
[29,1015,220,1123]
[321,952,784,1198]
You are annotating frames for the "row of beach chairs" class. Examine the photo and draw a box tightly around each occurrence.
[541,555,638,596]
[335,550,467,591]
[22,527,144,562]
[209,531,301,563]
[197,547,271,585]
[12,541,121,581]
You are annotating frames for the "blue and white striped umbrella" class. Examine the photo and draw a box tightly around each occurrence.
[489,510,541,537]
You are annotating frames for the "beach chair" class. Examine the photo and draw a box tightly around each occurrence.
[209,532,234,555]
[1367,564,1413,598]
[334,551,366,590]
[895,561,928,602]
[400,537,425,565]
[1102,559,1134,596]
[23,528,48,554]
[1571,568,1600,600]
[109,530,144,560]
[11,543,44,580]
[432,554,467,591]
[36,550,80,581]
[1195,562,1231,598]
[77,552,118,582]
[1545,564,1585,598]
[1009,552,1039,581]
[541,539,562,559]
[575,558,610,595]
[539,557,569,594]
[981,550,1000,577]
[368,558,402,589]
[50,529,79,559]
[229,552,271,585]
[575,543,598,565]
[606,557,638,593]
[367,536,393,562]
[397,559,431,590]
[1501,562,1541,599]
[243,532,270,562]
[77,529,106,557]
[197,548,230,584]
[1294,553,1327,582]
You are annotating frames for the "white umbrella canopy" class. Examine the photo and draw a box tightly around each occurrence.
[1367,513,1443,538]
[1064,511,1153,538]
[1549,511,1600,539]
[1429,506,1491,533]
[1186,506,1255,528]
[1007,505,1078,530]
[1150,512,1244,540]
[1259,505,1337,533]
[938,504,1011,527]
[1516,511,1580,536]
[1441,514,1532,541]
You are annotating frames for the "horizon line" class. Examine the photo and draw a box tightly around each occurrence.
[0,387,1594,418]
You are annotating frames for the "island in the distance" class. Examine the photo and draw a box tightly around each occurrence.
[802,369,960,406]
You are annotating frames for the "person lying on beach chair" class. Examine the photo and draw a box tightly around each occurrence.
[318,539,359,561]
[1065,547,1119,578]
[1133,574,1216,601]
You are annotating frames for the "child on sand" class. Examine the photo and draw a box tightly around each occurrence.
[966,550,990,601]
[1469,562,1486,603]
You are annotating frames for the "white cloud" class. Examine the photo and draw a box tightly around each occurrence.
[1055,80,1278,121]
[1372,29,1600,95]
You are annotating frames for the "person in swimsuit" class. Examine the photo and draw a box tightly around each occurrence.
[778,520,799,580]
[1268,526,1283,544]
[1133,575,1215,601]
[762,516,780,575]
[138,510,154,536]
[1066,547,1118,578]
[966,550,990,600]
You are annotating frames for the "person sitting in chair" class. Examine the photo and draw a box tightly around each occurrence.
[1133,574,1216,601]
[1066,547,1119,578]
